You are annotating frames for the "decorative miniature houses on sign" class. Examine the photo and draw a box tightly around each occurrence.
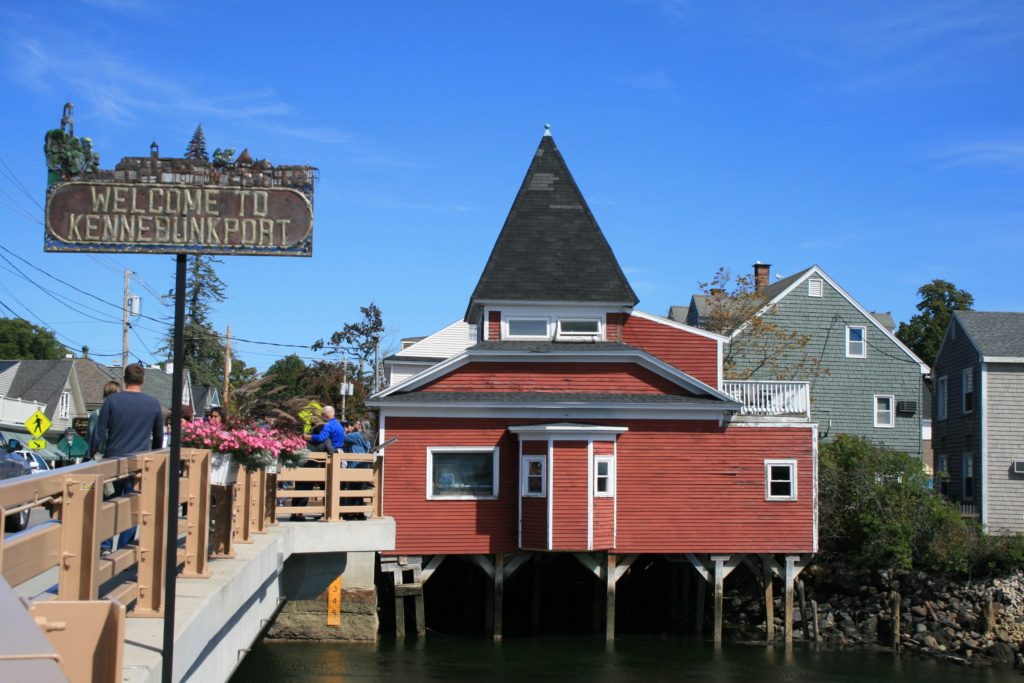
[44,105,317,256]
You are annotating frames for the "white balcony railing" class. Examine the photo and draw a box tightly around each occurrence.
[722,380,810,418]
[0,396,47,424]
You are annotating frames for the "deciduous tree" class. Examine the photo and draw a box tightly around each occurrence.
[896,280,974,367]
[0,318,68,360]
[698,268,825,381]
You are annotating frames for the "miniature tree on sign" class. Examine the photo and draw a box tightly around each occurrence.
[184,124,208,161]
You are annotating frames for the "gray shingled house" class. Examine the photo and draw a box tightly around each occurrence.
[673,264,929,457]
[931,311,1024,533]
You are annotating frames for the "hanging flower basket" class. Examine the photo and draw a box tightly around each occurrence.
[181,419,310,477]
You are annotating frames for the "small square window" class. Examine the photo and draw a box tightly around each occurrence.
[874,395,894,428]
[847,326,866,358]
[765,460,797,500]
[594,456,615,496]
[427,447,498,499]
[522,455,545,496]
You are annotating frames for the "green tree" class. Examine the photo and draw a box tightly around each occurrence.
[698,268,825,380]
[0,318,69,359]
[162,255,231,387]
[896,280,974,367]
[818,435,970,573]
[263,354,309,401]
[185,124,208,161]
[311,303,391,418]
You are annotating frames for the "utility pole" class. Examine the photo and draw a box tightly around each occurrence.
[222,325,231,407]
[341,354,348,419]
[121,270,130,374]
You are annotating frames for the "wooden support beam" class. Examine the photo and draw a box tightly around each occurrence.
[420,554,446,584]
[783,554,811,644]
[605,553,616,641]
[494,553,504,641]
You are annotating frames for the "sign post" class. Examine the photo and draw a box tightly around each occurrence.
[43,106,318,682]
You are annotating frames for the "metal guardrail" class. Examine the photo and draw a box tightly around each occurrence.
[0,447,380,682]
[722,380,811,417]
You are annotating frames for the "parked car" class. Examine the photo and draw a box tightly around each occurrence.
[0,451,33,532]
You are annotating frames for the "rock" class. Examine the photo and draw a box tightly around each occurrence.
[987,642,1016,663]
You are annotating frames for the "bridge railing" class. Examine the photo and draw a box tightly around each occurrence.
[0,446,381,681]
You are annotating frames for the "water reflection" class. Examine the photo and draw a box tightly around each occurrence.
[233,636,1021,683]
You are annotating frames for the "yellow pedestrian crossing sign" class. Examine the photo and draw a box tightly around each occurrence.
[28,439,47,450]
[26,410,51,438]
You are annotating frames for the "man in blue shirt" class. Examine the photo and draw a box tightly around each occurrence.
[303,406,346,453]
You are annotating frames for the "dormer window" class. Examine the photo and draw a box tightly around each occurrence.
[556,319,600,338]
[506,318,550,339]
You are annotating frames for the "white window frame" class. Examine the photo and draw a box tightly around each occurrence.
[505,317,551,340]
[57,391,70,419]
[808,278,823,297]
[594,455,615,497]
[846,326,866,358]
[962,369,974,414]
[555,318,602,341]
[521,455,546,497]
[765,460,797,501]
[962,454,974,501]
[936,454,949,496]
[936,376,948,420]
[426,446,499,500]
[874,395,895,428]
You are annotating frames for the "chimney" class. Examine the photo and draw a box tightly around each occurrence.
[753,261,771,292]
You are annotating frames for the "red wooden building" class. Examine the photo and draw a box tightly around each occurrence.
[370,129,816,641]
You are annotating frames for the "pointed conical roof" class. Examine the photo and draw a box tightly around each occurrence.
[465,132,638,321]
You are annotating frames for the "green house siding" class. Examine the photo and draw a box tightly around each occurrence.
[729,275,924,457]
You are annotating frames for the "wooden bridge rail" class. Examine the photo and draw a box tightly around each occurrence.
[273,452,382,521]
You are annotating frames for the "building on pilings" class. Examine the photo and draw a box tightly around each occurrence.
[368,127,817,642]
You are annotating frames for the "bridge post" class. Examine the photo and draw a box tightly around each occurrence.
[135,451,168,615]
[181,448,212,579]
[210,484,236,559]
[58,472,103,601]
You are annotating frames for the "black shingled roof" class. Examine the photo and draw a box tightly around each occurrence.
[465,133,637,321]
[954,311,1024,358]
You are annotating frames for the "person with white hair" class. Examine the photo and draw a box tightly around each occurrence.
[302,405,346,454]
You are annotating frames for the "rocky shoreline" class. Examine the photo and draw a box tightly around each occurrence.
[727,566,1024,668]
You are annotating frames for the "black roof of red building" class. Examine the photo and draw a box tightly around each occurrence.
[465,130,638,322]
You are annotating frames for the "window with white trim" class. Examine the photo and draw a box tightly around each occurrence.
[808,278,823,297]
[936,376,948,420]
[57,391,70,419]
[874,395,894,428]
[962,369,974,414]
[522,455,546,496]
[506,318,550,339]
[594,455,615,496]
[962,454,974,501]
[846,326,866,358]
[765,460,797,500]
[427,447,499,499]
[556,318,601,340]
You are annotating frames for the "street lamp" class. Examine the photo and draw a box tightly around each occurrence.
[64,427,76,465]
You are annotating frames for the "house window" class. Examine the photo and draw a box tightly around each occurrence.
[962,369,974,414]
[962,454,974,501]
[874,395,894,428]
[808,279,823,297]
[522,455,545,496]
[427,447,499,499]
[846,326,866,358]
[936,455,949,496]
[57,392,70,419]
[765,460,797,500]
[936,376,948,420]
[594,455,615,496]
[556,319,601,340]
[506,318,550,339]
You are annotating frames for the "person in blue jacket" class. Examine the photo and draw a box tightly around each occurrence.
[303,405,346,453]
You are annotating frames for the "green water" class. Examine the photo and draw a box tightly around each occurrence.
[231,636,1022,682]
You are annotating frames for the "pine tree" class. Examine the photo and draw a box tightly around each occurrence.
[162,255,229,387]
[185,124,208,161]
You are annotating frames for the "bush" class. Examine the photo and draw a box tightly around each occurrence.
[818,435,971,573]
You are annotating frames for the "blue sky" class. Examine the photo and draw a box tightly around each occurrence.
[0,0,1021,373]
